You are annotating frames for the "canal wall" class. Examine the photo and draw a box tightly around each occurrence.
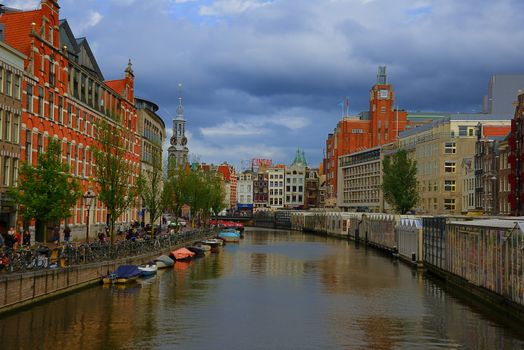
[253,210,524,320]
[0,230,215,315]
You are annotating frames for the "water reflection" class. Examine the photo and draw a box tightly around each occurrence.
[1,228,524,350]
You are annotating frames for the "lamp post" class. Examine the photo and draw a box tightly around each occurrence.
[83,188,96,243]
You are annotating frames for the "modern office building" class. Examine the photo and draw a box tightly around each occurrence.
[398,115,511,215]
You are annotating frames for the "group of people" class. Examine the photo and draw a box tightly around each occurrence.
[0,226,31,250]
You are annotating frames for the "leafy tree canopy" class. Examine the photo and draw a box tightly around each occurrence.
[382,149,419,214]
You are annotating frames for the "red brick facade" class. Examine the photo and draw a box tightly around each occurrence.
[0,0,141,232]
[509,92,524,215]
[324,68,409,206]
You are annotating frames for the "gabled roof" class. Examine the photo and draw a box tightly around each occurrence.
[0,9,41,55]
[105,79,126,96]
[75,37,104,80]
[59,19,79,56]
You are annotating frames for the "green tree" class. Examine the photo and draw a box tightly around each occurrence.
[382,149,419,214]
[10,138,81,243]
[138,147,164,238]
[93,119,139,244]
[209,173,226,220]
[162,163,189,227]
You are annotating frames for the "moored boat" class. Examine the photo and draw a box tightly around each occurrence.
[138,264,158,276]
[199,238,223,247]
[193,242,211,251]
[102,265,141,284]
[155,255,174,268]
[186,246,206,257]
[170,247,196,261]
[218,229,241,243]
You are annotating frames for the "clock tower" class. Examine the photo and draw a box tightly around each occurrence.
[168,84,189,169]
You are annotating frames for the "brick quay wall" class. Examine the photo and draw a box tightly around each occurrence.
[0,230,215,315]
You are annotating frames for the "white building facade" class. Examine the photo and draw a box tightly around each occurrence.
[267,167,285,208]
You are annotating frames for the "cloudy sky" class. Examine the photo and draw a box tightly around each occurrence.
[5,0,524,168]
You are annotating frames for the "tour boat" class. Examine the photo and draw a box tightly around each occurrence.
[155,255,175,268]
[170,248,196,261]
[102,265,141,284]
[138,264,158,276]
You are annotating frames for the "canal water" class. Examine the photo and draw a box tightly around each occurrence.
[1,228,524,350]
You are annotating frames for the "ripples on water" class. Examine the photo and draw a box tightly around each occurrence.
[1,228,524,350]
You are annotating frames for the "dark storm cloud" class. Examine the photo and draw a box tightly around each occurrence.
[6,0,524,167]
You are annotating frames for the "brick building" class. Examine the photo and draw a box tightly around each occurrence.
[0,40,24,232]
[0,1,141,239]
[509,91,524,215]
[324,66,409,207]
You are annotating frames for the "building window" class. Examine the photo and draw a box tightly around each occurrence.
[0,67,3,93]
[444,180,456,192]
[67,103,72,127]
[38,87,44,116]
[13,114,19,143]
[4,111,10,141]
[48,91,54,120]
[49,60,55,87]
[12,158,18,185]
[444,142,456,154]
[444,161,456,173]
[25,130,32,163]
[444,198,456,210]
[3,157,9,186]
[37,134,44,155]
[58,96,63,124]
[26,83,33,112]
[5,71,12,96]
[14,74,20,100]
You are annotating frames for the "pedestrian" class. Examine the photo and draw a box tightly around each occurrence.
[14,229,21,250]
[52,225,60,245]
[63,226,71,243]
[0,231,4,248]
[5,228,16,249]
[22,230,30,247]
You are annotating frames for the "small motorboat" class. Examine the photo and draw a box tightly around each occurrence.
[102,265,141,284]
[199,238,223,247]
[186,246,206,258]
[193,242,211,252]
[138,264,158,276]
[170,247,196,261]
[218,229,241,243]
[155,255,175,268]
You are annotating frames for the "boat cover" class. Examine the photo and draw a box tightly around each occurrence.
[155,255,174,266]
[114,265,141,278]
[171,248,195,260]
[219,231,240,237]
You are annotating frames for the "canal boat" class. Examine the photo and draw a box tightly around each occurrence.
[155,255,175,268]
[170,248,196,261]
[102,265,141,284]
[199,238,223,247]
[138,264,158,276]
[192,242,212,252]
[218,229,241,243]
[186,246,206,258]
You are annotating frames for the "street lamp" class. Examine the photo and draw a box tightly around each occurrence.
[83,188,96,242]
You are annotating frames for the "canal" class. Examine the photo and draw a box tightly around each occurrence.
[1,227,524,350]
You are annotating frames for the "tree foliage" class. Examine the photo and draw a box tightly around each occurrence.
[138,146,164,238]
[10,138,81,242]
[93,119,139,244]
[382,149,419,214]
[163,164,226,228]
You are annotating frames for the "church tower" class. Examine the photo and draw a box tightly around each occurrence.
[168,84,189,169]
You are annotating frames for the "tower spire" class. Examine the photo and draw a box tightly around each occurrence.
[176,83,184,120]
